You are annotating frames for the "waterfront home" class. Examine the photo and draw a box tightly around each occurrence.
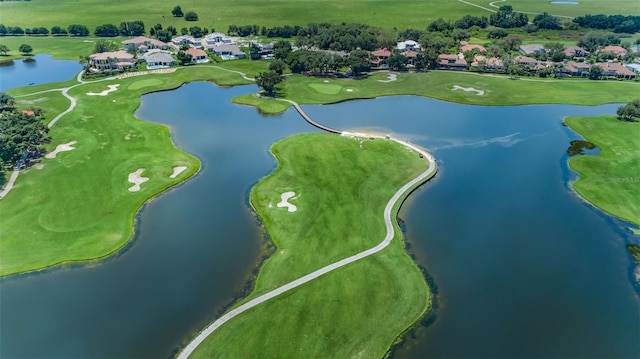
[514,56,538,67]
[184,48,209,63]
[212,44,245,59]
[438,54,467,70]
[563,46,589,58]
[122,36,169,52]
[519,44,546,56]
[598,62,636,79]
[459,41,486,54]
[470,55,504,71]
[397,40,421,52]
[560,61,591,77]
[405,50,418,67]
[599,45,627,58]
[88,51,136,71]
[370,48,392,69]
[142,52,175,69]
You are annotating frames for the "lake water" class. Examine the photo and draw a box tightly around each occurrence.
[1,77,638,358]
[0,54,82,92]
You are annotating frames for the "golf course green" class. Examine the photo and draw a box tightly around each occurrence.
[566,115,640,227]
[0,66,252,276]
[188,132,432,358]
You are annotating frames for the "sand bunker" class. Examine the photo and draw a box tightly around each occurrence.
[45,141,77,159]
[128,168,149,192]
[87,84,120,96]
[346,88,354,92]
[452,85,484,96]
[170,166,187,179]
[277,191,297,212]
[378,73,397,83]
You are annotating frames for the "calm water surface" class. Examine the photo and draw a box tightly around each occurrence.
[0,54,82,91]
[1,78,638,358]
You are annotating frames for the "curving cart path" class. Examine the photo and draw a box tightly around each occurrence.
[177,100,437,358]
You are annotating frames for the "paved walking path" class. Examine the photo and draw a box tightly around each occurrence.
[177,100,437,358]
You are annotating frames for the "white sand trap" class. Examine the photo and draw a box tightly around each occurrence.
[378,73,397,83]
[346,88,354,92]
[45,141,77,159]
[323,80,330,83]
[128,168,149,192]
[452,85,484,96]
[277,191,297,212]
[87,84,120,96]
[170,166,187,178]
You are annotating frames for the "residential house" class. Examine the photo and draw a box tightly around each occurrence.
[212,44,246,59]
[459,41,486,54]
[438,54,467,70]
[89,51,136,71]
[122,36,169,52]
[204,32,233,46]
[598,62,636,79]
[171,35,202,47]
[370,48,391,69]
[563,46,589,58]
[397,40,421,52]
[470,55,504,71]
[599,45,627,58]
[624,63,640,74]
[514,56,538,66]
[405,50,418,67]
[184,48,209,63]
[519,44,546,56]
[143,52,175,69]
[561,61,590,77]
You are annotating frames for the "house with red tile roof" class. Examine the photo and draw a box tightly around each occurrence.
[599,46,627,58]
[563,46,589,58]
[438,54,467,70]
[598,61,636,79]
[88,51,136,72]
[369,48,391,69]
[459,41,486,54]
[470,55,504,71]
[184,48,209,63]
[404,50,419,67]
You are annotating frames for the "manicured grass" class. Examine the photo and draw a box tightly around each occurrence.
[235,71,640,114]
[190,133,431,358]
[232,93,290,114]
[0,36,97,60]
[0,66,252,276]
[0,0,485,32]
[13,90,71,125]
[466,0,640,17]
[213,58,272,78]
[566,115,640,227]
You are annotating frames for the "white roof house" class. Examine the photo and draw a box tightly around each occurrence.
[204,32,233,47]
[171,35,201,47]
[397,40,421,52]
[143,52,175,69]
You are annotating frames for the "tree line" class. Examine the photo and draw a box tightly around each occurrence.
[0,21,145,37]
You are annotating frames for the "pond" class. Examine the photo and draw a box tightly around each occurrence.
[0,54,83,92]
[0,82,638,358]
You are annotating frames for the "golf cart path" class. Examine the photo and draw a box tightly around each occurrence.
[177,100,437,358]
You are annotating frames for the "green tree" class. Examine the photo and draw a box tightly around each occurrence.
[0,110,50,170]
[346,49,372,76]
[273,40,292,60]
[533,12,562,30]
[255,71,283,96]
[388,52,408,70]
[185,12,198,21]
[0,44,9,56]
[93,39,119,53]
[249,42,260,60]
[18,44,33,56]
[616,99,640,122]
[588,65,603,80]
[172,5,184,17]
[177,51,192,65]
[269,60,287,75]
[0,93,15,109]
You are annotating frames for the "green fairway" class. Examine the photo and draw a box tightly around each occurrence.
[0,36,97,61]
[465,0,640,17]
[0,66,252,276]
[236,72,640,114]
[0,0,485,32]
[189,133,431,358]
[566,115,640,227]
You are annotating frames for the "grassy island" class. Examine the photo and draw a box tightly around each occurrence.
[566,115,640,227]
[189,133,432,358]
[0,67,251,276]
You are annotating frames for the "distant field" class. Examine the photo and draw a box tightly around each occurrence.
[463,0,640,17]
[0,0,486,31]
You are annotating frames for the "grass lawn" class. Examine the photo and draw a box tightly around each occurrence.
[0,0,486,32]
[235,71,640,114]
[566,115,640,227]
[466,0,640,17]
[0,66,251,276]
[0,36,97,61]
[189,133,431,358]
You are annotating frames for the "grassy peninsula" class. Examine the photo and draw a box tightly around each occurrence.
[189,133,432,358]
[566,115,640,227]
[0,67,251,276]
